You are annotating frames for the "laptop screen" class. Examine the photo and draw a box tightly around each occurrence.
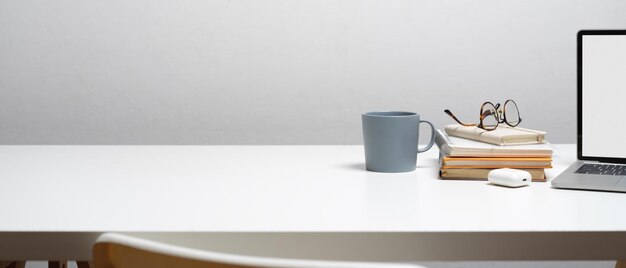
[580,31,626,162]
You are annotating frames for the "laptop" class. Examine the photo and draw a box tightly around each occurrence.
[551,30,626,192]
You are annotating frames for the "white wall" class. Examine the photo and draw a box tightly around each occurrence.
[1,0,625,145]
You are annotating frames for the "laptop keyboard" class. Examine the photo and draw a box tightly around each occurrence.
[575,163,626,176]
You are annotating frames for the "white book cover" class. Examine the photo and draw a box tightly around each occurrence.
[435,129,553,158]
[444,124,546,146]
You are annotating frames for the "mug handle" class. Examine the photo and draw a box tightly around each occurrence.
[417,120,436,153]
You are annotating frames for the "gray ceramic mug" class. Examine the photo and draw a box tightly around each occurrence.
[362,111,436,173]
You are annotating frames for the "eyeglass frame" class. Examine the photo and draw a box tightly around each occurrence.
[444,99,522,131]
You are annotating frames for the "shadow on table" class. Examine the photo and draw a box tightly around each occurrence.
[338,163,431,171]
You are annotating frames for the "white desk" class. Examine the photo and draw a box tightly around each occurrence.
[1,145,625,262]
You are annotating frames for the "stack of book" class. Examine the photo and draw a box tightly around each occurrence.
[435,125,553,182]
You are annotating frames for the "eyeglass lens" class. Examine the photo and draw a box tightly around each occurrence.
[480,102,499,130]
[504,100,521,127]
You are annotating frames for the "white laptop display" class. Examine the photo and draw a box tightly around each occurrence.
[551,30,626,192]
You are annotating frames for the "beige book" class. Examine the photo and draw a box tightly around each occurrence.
[439,168,546,182]
[435,129,553,158]
[441,156,552,169]
[445,124,546,146]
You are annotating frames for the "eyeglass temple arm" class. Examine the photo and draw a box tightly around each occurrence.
[444,109,478,127]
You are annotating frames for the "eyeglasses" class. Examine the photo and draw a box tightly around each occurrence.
[444,99,522,131]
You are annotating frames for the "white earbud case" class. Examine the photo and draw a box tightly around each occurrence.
[488,168,531,188]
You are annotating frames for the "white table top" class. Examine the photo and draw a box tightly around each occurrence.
[1,144,625,261]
